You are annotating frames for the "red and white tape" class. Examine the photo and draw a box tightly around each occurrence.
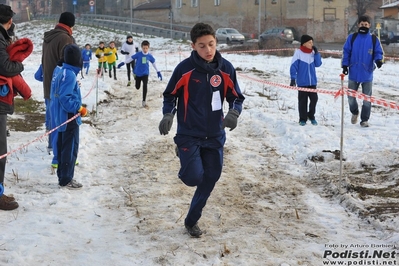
[239,72,399,110]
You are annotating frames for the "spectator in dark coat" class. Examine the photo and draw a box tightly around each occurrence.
[0,4,24,210]
[41,12,75,155]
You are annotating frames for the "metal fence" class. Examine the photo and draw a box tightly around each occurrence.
[36,14,191,40]
[77,14,191,41]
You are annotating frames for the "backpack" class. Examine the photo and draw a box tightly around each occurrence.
[351,32,377,58]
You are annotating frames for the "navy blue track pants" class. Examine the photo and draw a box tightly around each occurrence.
[57,121,79,186]
[174,134,226,227]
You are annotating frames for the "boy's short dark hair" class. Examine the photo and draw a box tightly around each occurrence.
[0,4,15,24]
[141,40,150,47]
[99,41,104,45]
[190,23,215,44]
[358,15,371,24]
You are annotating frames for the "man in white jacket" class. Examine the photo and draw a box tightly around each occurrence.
[119,35,138,86]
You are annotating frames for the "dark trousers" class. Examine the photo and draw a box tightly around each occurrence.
[109,65,116,78]
[0,114,7,184]
[57,121,79,186]
[135,75,149,101]
[126,61,136,81]
[174,134,226,227]
[298,86,318,122]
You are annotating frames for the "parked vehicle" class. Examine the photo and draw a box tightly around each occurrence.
[258,27,299,48]
[372,29,395,45]
[215,28,245,44]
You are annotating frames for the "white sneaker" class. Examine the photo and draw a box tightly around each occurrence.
[351,114,358,124]
[142,101,148,108]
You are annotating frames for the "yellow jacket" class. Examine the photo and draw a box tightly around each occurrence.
[95,47,108,63]
[105,47,118,64]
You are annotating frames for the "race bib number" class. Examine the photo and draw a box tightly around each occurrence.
[212,91,221,111]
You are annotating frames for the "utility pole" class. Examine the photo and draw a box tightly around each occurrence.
[198,0,200,22]
[130,0,133,34]
[258,0,261,37]
[169,9,173,39]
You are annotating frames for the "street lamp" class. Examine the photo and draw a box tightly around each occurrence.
[73,0,76,15]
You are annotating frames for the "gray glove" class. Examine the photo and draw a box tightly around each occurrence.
[159,113,174,135]
[222,109,239,131]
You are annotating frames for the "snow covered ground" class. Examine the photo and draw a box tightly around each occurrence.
[0,20,399,265]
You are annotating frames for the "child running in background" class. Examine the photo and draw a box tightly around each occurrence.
[131,40,162,108]
[95,41,108,76]
[105,41,118,80]
[118,35,139,86]
[81,43,92,75]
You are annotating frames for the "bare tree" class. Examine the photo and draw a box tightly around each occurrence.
[349,0,381,32]
[354,0,380,18]
[28,0,43,18]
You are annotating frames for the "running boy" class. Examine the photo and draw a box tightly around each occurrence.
[290,34,322,126]
[51,44,86,189]
[158,23,245,237]
[131,40,162,108]
[95,41,108,76]
[119,35,138,86]
[105,41,118,80]
[82,43,92,75]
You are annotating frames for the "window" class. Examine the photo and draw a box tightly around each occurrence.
[214,0,221,6]
[18,2,21,8]
[192,0,198,7]
[176,0,182,8]
[255,0,260,4]
[324,8,336,21]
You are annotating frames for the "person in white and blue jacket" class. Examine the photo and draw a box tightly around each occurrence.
[118,35,138,87]
[158,23,245,238]
[290,34,322,126]
[50,44,87,189]
[342,15,384,128]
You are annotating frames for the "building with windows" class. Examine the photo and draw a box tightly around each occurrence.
[171,0,349,42]
[379,0,399,32]
[0,0,30,21]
